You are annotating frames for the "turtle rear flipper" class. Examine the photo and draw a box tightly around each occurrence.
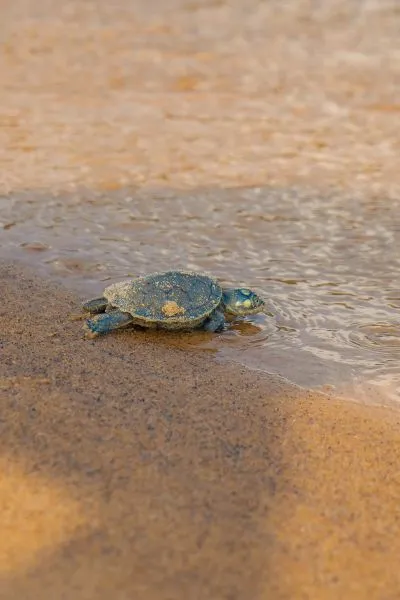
[83,310,133,337]
[82,297,108,314]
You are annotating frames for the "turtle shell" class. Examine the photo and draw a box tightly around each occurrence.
[103,271,222,329]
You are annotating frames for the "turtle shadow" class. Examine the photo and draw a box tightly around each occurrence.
[86,316,267,355]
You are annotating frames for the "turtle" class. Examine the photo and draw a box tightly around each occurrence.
[81,270,265,338]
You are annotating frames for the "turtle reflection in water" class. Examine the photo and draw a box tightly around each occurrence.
[82,270,265,338]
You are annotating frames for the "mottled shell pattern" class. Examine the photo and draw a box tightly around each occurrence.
[103,271,222,328]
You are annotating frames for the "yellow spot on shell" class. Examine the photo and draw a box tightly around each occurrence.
[162,301,185,317]
[243,299,252,308]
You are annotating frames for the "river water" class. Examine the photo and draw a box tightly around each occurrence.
[1,185,399,404]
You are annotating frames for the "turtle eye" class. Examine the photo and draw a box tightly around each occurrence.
[240,288,251,296]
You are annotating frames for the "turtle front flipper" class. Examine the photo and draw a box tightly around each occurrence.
[82,297,109,314]
[84,310,134,338]
[203,310,225,332]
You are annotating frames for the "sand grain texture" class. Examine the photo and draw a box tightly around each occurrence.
[1,263,400,599]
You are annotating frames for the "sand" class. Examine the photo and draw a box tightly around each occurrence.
[2,0,400,597]
[1,0,399,196]
[1,262,400,599]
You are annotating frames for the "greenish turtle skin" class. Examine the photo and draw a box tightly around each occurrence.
[82,270,265,338]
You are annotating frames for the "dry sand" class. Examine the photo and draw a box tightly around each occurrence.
[2,0,400,597]
[1,262,400,599]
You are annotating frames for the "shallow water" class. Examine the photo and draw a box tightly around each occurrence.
[1,186,399,403]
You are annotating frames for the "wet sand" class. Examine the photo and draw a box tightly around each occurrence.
[1,0,399,196]
[1,262,400,599]
[2,0,400,597]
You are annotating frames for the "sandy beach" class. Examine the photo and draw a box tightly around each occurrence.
[1,0,400,598]
[1,262,400,599]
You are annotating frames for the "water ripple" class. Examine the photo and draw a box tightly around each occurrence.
[1,186,399,402]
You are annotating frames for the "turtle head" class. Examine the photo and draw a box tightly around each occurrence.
[222,287,265,316]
